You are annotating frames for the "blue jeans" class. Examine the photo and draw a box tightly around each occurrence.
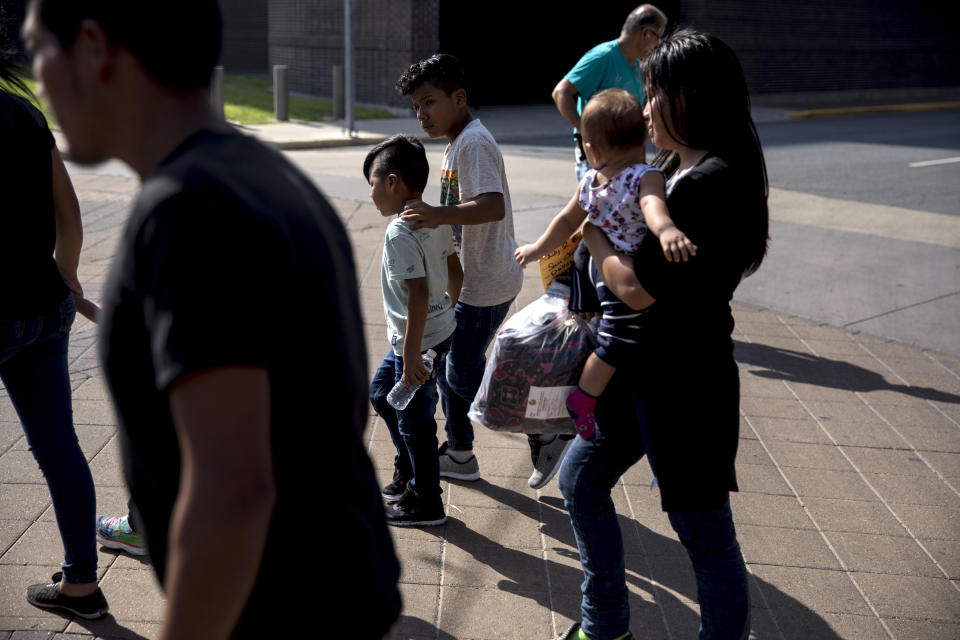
[0,295,98,584]
[437,299,513,450]
[558,377,749,640]
[370,338,450,506]
[575,142,590,183]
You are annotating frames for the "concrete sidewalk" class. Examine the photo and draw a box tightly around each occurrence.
[2,112,959,638]
[1,167,958,640]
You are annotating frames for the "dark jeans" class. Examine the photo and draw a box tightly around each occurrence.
[436,299,513,450]
[0,295,98,584]
[557,376,750,639]
[370,338,451,506]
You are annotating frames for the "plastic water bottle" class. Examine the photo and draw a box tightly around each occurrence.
[387,349,437,410]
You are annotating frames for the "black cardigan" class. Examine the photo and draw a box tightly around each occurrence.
[631,153,763,512]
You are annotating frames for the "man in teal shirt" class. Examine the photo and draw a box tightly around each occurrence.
[552,4,667,181]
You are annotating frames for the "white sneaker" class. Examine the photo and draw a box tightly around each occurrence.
[528,434,574,489]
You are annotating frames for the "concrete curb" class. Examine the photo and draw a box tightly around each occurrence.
[788,101,960,119]
[265,133,389,150]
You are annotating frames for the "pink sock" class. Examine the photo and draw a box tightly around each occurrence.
[566,387,598,440]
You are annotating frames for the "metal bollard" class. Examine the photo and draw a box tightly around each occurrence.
[210,65,224,118]
[273,65,289,122]
[332,65,345,120]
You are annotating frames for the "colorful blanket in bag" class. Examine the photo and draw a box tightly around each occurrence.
[469,294,596,434]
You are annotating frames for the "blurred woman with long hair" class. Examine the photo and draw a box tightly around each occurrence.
[1,53,107,619]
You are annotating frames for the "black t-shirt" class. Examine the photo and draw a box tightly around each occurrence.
[100,129,400,637]
[630,153,764,512]
[0,90,68,318]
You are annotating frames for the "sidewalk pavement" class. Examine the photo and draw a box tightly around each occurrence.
[1,126,959,639]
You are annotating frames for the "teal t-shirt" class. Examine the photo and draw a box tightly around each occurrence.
[380,218,457,355]
[565,39,645,133]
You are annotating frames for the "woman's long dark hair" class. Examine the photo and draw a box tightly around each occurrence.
[643,30,769,277]
[0,56,32,98]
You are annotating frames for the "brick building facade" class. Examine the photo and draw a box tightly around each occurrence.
[221,0,268,73]
[674,0,956,95]
[267,0,438,108]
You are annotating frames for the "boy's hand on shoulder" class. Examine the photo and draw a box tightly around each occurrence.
[400,198,441,230]
[658,226,697,262]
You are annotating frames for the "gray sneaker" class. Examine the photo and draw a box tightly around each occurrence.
[528,434,574,489]
[438,441,480,480]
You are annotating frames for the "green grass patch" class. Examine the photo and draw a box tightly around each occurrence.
[3,70,394,127]
[224,74,394,124]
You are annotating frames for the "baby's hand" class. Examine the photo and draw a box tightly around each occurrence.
[514,244,540,268]
[659,226,697,262]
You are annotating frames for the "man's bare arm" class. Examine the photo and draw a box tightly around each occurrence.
[552,78,581,130]
[159,366,276,640]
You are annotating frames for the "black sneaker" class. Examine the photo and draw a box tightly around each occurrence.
[25,572,109,619]
[382,469,410,502]
[384,492,447,527]
[554,622,632,640]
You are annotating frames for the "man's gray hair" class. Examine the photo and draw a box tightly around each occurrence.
[622,4,667,36]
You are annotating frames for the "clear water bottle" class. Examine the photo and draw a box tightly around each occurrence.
[387,349,437,410]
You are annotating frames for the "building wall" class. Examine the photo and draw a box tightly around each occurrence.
[268,0,439,107]
[221,0,268,73]
[676,0,958,95]
[437,0,956,105]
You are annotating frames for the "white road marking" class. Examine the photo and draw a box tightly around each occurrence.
[908,156,960,168]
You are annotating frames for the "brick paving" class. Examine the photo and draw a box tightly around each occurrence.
[1,163,959,639]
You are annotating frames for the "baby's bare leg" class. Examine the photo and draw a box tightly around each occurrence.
[579,353,616,397]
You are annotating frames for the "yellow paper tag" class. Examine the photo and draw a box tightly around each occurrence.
[538,229,582,291]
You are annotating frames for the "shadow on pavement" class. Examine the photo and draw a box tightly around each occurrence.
[444,481,843,639]
[394,615,458,640]
[99,546,153,568]
[734,341,960,404]
[63,614,150,640]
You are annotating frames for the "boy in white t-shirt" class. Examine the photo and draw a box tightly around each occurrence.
[366,135,463,527]
[397,54,523,481]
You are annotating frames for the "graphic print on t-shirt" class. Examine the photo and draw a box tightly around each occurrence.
[439,168,462,252]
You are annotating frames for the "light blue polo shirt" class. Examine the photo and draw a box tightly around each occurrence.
[380,219,457,355]
[565,39,645,133]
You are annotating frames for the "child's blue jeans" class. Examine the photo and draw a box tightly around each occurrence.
[370,337,451,506]
[436,299,513,450]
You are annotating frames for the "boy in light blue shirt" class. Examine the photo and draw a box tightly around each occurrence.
[366,135,463,527]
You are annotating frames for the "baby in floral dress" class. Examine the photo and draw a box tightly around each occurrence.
[515,89,695,440]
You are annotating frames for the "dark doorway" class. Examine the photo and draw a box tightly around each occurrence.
[438,1,679,106]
